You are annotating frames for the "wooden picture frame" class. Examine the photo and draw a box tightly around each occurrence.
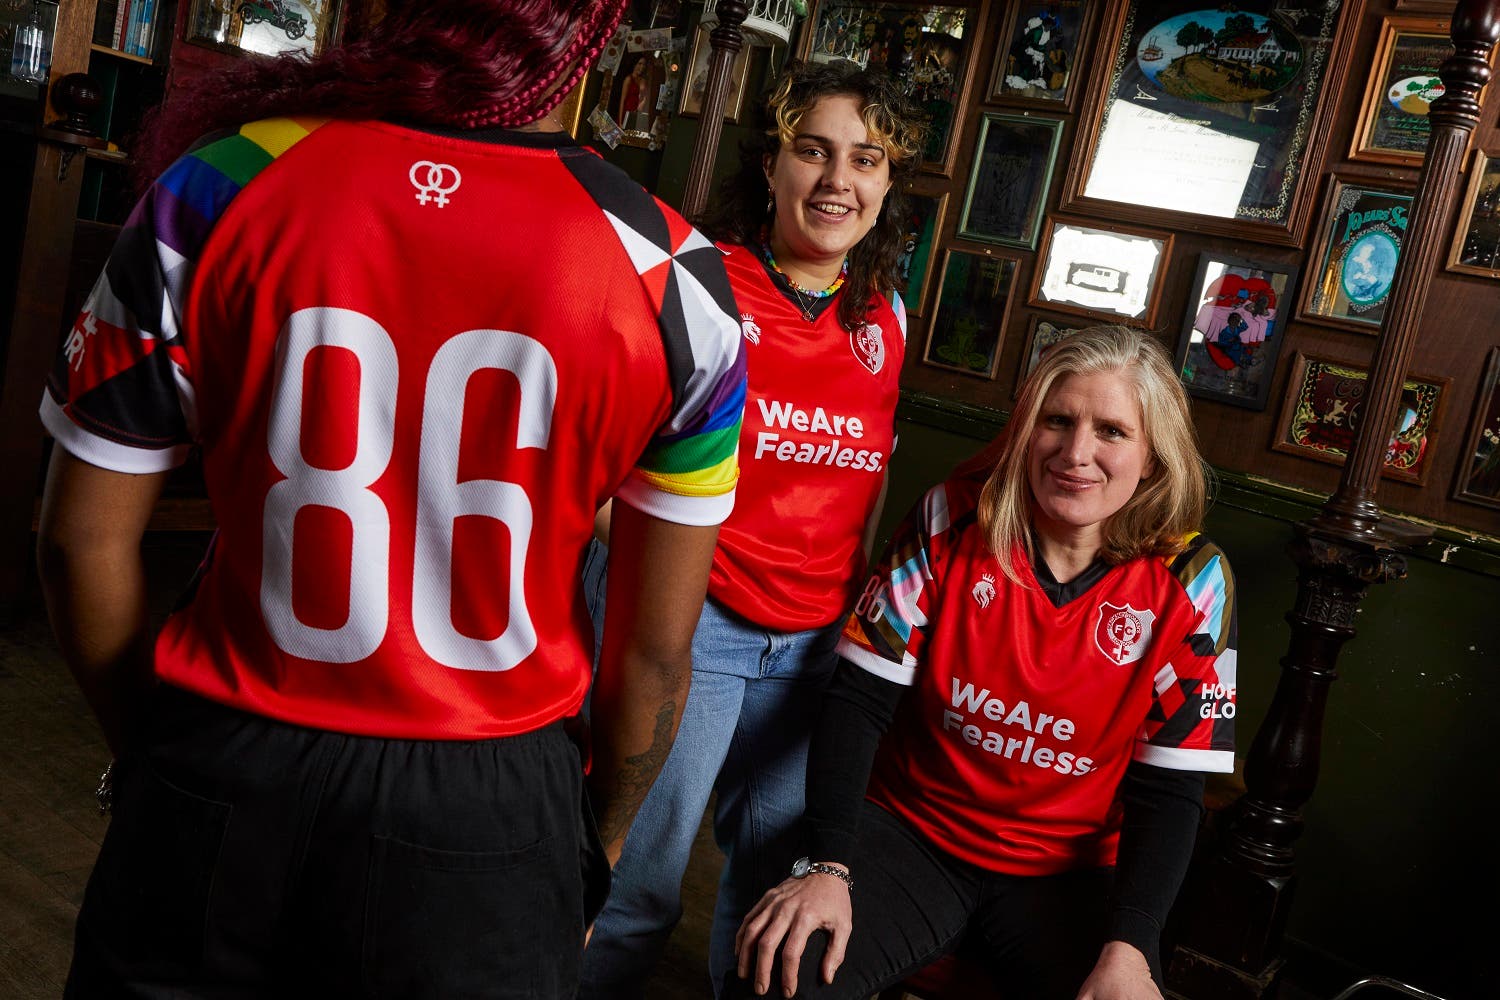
[1447,149,1500,278]
[897,188,948,314]
[957,112,1064,250]
[1349,16,1452,167]
[1176,252,1298,411]
[801,1,979,174]
[1029,218,1173,326]
[1454,346,1500,509]
[679,24,753,122]
[1059,0,1352,247]
[922,249,1021,379]
[987,0,1098,110]
[186,0,344,58]
[1015,315,1085,395]
[1273,353,1449,485]
[1300,175,1415,333]
[1392,0,1456,12]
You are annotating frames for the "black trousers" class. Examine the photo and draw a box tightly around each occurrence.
[67,685,609,999]
[722,803,1111,1000]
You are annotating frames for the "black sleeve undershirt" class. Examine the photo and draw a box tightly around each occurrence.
[803,659,1206,980]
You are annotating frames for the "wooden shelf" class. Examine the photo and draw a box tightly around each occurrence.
[90,43,152,66]
[83,146,129,164]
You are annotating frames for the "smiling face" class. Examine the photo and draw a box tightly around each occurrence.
[764,93,892,287]
[1027,370,1156,552]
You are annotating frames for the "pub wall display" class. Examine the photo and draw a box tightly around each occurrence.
[1273,352,1449,485]
[922,249,1021,379]
[1176,252,1298,411]
[1349,15,1453,166]
[1063,0,1351,245]
[958,112,1065,249]
[988,0,1098,109]
[1016,315,1084,394]
[1454,347,1500,510]
[1447,150,1500,279]
[187,0,344,57]
[1029,218,1173,325]
[899,189,949,314]
[680,24,753,121]
[1301,174,1414,332]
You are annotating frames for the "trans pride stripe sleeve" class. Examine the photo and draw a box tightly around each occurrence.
[41,118,327,472]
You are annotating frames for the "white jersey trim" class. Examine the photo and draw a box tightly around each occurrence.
[1133,742,1235,774]
[40,394,189,474]
[616,475,736,527]
[837,638,917,686]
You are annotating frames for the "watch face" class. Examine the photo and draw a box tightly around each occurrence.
[791,857,811,878]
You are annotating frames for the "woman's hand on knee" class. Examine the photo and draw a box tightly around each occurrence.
[1076,940,1161,1000]
[734,870,853,996]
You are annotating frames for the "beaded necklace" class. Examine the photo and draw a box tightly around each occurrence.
[760,234,848,321]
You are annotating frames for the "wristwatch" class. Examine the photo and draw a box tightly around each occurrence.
[791,856,854,893]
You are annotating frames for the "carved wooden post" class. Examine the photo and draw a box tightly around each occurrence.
[1166,3,1500,997]
[681,1,748,220]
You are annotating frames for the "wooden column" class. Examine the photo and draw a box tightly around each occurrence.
[680,1,748,221]
[1166,3,1500,997]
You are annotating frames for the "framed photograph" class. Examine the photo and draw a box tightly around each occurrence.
[897,189,948,313]
[1176,253,1298,410]
[1393,0,1455,12]
[1273,353,1449,484]
[1447,150,1500,278]
[1016,315,1085,392]
[1350,16,1452,166]
[802,1,978,172]
[186,0,343,58]
[1301,176,1415,332]
[1062,0,1349,246]
[1029,218,1173,325]
[956,113,1064,249]
[922,250,1021,379]
[988,0,1097,109]
[679,25,753,121]
[1455,347,1500,509]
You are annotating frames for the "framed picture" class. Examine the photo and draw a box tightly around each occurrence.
[922,250,1021,379]
[1273,353,1449,484]
[1175,253,1298,410]
[802,1,978,172]
[1062,0,1349,246]
[1455,347,1500,509]
[679,25,753,121]
[956,113,1064,249]
[988,0,1097,109]
[1016,315,1085,392]
[897,189,948,313]
[1301,176,1415,332]
[1447,150,1500,278]
[1393,0,1456,12]
[186,0,343,58]
[1350,16,1452,166]
[1029,218,1172,325]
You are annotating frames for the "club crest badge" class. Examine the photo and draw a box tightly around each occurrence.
[740,313,761,344]
[1094,602,1155,665]
[851,323,884,374]
[971,573,997,609]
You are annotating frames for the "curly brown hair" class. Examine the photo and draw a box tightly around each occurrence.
[697,61,927,332]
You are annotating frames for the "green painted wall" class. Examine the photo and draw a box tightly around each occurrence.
[886,397,1499,1000]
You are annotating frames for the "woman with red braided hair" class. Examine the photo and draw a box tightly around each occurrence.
[36,1,750,996]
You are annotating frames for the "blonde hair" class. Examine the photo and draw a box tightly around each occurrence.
[977,325,1208,582]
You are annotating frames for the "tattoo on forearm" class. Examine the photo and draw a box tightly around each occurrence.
[598,701,677,848]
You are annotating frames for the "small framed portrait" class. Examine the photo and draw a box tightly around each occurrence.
[1015,315,1084,395]
[1029,218,1172,325]
[897,189,948,314]
[1301,176,1414,332]
[679,24,753,121]
[1273,353,1449,485]
[1447,150,1500,278]
[186,0,343,58]
[922,249,1021,379]
[1455,347,1500,509]
[1350,16,1453,166]
[1175,253,1299,411]
[957,112,1064,250]
[988,0,1095,109]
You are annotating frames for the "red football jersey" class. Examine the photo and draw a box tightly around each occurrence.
[839,478,1237,875]
[709,245,905,630]
[42,119,747,739]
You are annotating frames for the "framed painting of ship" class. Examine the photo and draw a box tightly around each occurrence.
[1060,0,1352,246]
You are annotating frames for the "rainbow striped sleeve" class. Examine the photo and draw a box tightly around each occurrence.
[41,117,327,472]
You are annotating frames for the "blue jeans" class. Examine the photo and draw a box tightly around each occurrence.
[578,540,842,999]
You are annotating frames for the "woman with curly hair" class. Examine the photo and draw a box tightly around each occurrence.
[580,61,925,998]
